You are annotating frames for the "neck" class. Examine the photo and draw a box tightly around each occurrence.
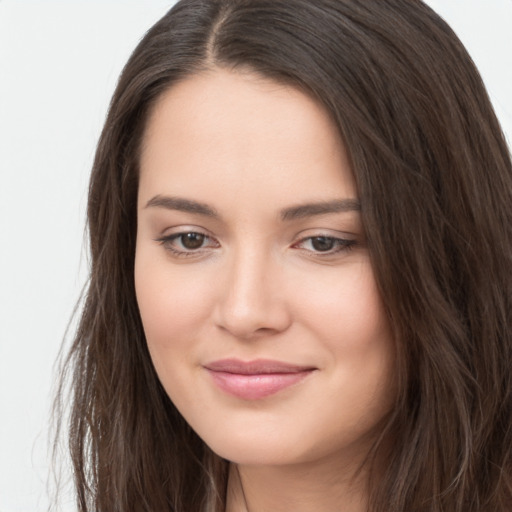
[225,456,369,512]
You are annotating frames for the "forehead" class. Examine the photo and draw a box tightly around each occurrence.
[138,68,356,211]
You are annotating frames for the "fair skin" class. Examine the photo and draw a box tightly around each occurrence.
[135,68,396,511]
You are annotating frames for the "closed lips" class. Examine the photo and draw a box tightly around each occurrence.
[204,359,316,400]
[204,358,316,374]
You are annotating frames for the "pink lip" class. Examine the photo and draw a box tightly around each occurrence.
[204,359,316,400]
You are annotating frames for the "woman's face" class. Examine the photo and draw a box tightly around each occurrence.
[135,69,396,468]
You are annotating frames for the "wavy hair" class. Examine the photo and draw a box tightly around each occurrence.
[56,0,512,510]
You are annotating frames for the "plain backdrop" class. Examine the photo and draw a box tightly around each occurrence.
[0,1,511,510]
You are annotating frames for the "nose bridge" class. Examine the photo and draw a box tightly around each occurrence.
[215,242,290,338]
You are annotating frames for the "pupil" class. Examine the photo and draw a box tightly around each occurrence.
[312,236,334,252]
[182,233,205,249]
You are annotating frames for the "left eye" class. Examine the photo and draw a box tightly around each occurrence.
[297,236,355,253]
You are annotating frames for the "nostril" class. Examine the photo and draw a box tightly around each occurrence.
[214,295,292,340]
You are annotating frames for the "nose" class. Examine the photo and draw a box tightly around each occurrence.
[214,247,292,340]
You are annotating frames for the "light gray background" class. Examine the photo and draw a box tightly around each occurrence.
[0,1,511,510]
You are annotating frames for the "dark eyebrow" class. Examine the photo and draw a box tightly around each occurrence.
[144,195,219,217]
[280,199,361,221]
[144,195,360,220]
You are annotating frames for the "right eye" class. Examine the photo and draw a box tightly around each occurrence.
[155,231,219,257]
[174,232,207,250]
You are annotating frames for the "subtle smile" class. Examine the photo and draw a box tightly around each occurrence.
[204,359,317,400]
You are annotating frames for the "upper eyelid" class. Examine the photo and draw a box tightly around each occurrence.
[293,229,358,241]
[156,225,215,240]
[157,231,217,244]
[294,235,355,246]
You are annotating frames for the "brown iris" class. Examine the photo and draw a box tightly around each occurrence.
[181,233,205,249]
[310,236,335,252]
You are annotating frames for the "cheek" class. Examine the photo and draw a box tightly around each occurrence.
[134,250,214,363]
[293,260,396,408]
[293,259,390,350]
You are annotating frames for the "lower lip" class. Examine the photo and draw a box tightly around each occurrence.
[206,369,313,400]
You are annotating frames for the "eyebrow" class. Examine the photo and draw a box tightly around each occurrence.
[280,199,361,221]
[144,195,361,221]
[144,195,219,217]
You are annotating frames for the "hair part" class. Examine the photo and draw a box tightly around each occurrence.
[56,1,512,510]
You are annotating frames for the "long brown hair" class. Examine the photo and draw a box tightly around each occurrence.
[56,1,512,510]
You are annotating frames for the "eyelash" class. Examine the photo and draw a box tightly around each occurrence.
[155,232,357,258]
[293,236,357,255]
[155,232,219,258]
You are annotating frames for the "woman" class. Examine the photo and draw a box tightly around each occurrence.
[58,0,512,510]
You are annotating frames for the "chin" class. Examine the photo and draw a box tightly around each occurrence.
[199,422,368,469]
[210,439,306,467]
